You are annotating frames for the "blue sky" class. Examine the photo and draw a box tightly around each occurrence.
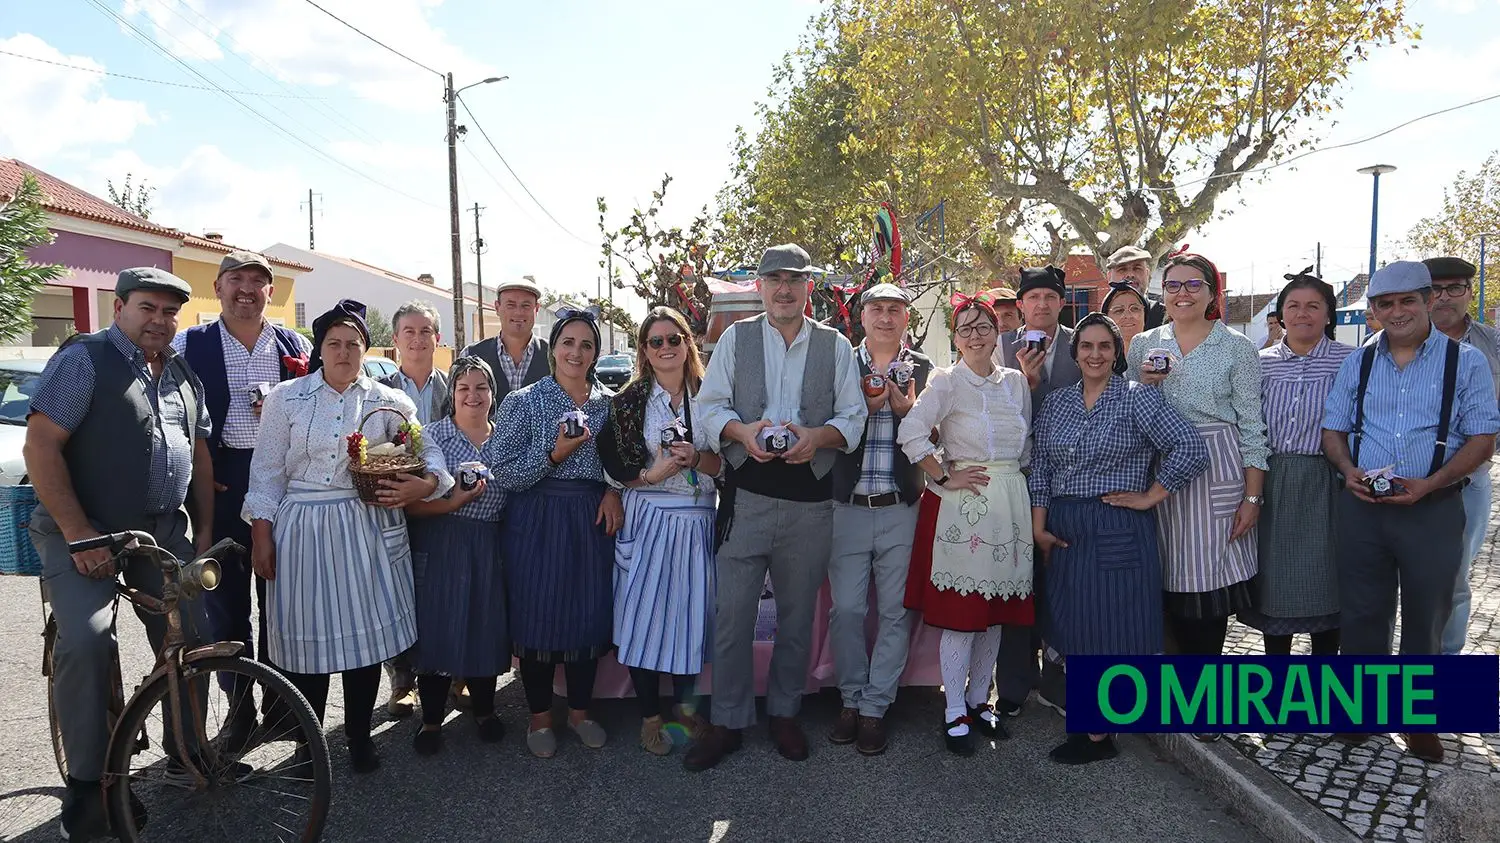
[2,0,1498,316]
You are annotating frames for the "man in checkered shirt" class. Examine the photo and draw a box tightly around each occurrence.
[825,283,933,755]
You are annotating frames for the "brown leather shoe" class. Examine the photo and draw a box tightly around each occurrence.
[683,725,742,772]
[1401,733,1444,763]
[769,716,809,761]
[855,716,887,756]
[829,707,858,745]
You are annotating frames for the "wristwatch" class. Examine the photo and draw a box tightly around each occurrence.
[935,474,951,487]
[1243,495,1264,506]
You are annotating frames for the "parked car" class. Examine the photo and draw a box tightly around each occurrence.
[363,357,399,380]
[0,359,47,485]
[595,353,634,389]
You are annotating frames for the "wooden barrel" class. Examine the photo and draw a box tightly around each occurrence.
[704,290,764,354]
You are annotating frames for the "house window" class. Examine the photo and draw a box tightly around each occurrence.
[1061,288,1092,328]
[295,303,306,328]
[267,317,286,327]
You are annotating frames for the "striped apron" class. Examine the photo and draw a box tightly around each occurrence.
[612,488,717,675]
[265,480,418,674]
[1240,453,1340,633]
[1045,496,1163,656]
[1155,422,1258,597]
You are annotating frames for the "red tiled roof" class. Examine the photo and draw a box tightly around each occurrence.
[0,158,178,237]
[182,234,311,272]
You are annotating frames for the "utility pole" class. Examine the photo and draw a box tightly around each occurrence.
[1315,242,1322,279]
[300,189,321,250]
[471,203,487,339]
[445,73,466,351]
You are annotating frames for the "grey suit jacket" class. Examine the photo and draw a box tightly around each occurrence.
[998,324,1082,419]
[379,367,450,424]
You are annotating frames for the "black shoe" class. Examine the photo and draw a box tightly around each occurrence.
[349,738,380,774]
[1049,734,1118,765]
[165,754,254,788]
[967,704,1010,739]
[59,778,109,841]
[943,719,976,757]
[222,712,259,755]
[413,727,443,756]
[476,717,505,744]
[994,698,1023,717]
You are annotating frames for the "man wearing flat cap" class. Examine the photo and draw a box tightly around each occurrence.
[993,264,1079,720]
[689,243,868,771]
[174,251,312,745]
[1104,246,1168,330]
[1423,255,1500,655]
[826,283,933,755]
[1322,260,1500,762]
[462,276,551,405]
[982,285,1023,334]
[26,267,218,838]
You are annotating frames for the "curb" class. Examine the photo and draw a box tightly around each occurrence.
[1145,733,1361,843]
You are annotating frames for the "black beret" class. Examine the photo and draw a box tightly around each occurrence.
[1017,265,1066,298]
[1423,257,1476,282]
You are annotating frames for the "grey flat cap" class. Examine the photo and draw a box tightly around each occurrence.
[861,283,910,304]
[1106,245,1152,268]
[1366,260,1433,299]
[116,267,192,302]
[757,243,817,276]
[494,277,541,298]
[218,250,273,278]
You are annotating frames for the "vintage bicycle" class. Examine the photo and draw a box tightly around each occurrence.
[39,530,332,842]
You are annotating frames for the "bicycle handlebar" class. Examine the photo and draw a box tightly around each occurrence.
[65,532,245,596]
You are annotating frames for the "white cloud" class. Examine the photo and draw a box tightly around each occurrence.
[0,34,154,159]
[116,0,496,110]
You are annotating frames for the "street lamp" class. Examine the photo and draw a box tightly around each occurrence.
[445,74,508,350]
[1356,164,1397,295]
[1478,231,1498,324]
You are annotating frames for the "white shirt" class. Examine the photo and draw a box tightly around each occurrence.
[697,316,867,454]
[897,359,1032,467]
[172,319,312,449]
[243,374,454,522]
[640,381,717,496]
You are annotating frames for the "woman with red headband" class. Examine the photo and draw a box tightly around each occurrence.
[896,292,1034,756]
[1126,254,1269,705]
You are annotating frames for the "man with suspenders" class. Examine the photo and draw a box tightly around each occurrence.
[1321,261,1499,763]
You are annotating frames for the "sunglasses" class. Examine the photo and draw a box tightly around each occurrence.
[647,334,685,349]
[1163,278,1208,293]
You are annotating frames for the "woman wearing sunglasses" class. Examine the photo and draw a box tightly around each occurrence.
[897,294,1034,756]
[1126,254,1269,688]
[599,307,722,756]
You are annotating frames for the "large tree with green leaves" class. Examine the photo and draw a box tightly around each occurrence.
[0,173,66,343]
[1407,151,1500,318]
[747,0,1408,269]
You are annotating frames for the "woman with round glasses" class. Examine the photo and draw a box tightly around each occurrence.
[493,308,624,758]
[1102,285,1149,354]
[897,294,1033,756]
[1126,254,1269,676]
[599,307,722,756]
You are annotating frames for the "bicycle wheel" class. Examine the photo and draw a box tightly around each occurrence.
[103,655,332,843]
[42,614,67,784]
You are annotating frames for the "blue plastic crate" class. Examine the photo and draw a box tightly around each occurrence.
[0,484,41,576]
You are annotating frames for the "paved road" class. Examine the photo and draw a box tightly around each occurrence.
[0,574,1264,843]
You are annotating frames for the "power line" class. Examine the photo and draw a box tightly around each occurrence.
[456,95,594,247]
[0,48,350,99]
[83,0,441,209]
[299,0,442,79]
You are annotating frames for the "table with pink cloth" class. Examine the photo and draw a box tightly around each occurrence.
[551,577,945,698]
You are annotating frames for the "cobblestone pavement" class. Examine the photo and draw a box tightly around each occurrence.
[1223,465,1500,841]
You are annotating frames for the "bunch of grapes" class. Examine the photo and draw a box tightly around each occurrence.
[396,421,424,453]
[346,431,367,464]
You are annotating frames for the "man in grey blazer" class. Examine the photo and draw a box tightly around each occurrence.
[378,300,451,716]
[995,265,1080,721]
[461,278,552,404]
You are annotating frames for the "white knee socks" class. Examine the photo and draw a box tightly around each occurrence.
[939,626,1005,736]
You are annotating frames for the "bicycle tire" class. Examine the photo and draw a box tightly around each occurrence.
[42,615,66,784]
[104,655,332,843]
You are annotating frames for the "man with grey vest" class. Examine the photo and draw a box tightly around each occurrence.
[25,268,216,840]
[1425,256,1500,655]
[686,243,867,771]
[460,277,551,404]
[826,283,932,755]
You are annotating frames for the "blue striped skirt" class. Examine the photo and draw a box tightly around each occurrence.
[410,513,510,677]
[502,479,614,663]
[613,489,716,674]
[265,481,417,674]
[1044,496,1163,657]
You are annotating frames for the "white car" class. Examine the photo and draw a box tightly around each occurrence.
[0,359,46,485]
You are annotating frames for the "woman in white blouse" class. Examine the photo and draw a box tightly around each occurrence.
[246,300,452,774]
[896,294,1034,757]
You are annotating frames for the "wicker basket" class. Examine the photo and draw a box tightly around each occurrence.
[348,407,425,504]
[0,484,41,576]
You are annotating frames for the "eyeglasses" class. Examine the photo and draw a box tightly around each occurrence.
[647,334,685,349]
[1107,304,1145,316]
[1433,282,1472,299]
[1162,278,1208,294]
[760,275,809,290]
[955,323,997,338]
